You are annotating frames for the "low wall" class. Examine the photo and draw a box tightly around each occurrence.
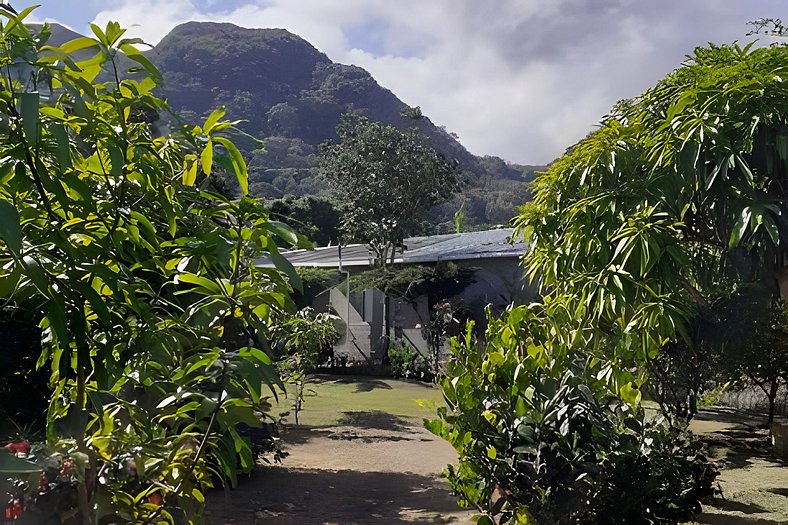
[718,385,788,419]
[773,419,788,459]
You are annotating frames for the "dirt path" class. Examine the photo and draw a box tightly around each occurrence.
[206,379,788,524]
[206,378,474,524]
[688,408,788,525]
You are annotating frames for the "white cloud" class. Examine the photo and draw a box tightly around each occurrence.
[91,0,779,164]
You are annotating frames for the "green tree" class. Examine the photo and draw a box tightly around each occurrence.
[0,10,304,523]
[514,42,788,423]
[319,114,462,267]
[273,307,339,424]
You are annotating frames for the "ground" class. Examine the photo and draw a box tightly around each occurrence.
[206,376,473,524]
[688,408,788,525]
[206,376,788,525]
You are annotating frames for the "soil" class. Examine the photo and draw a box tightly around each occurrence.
[205,378,788,525]
[688,407,788,525]
[205,377,474,524]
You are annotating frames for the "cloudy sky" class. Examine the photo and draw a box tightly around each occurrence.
[26,0,786,164]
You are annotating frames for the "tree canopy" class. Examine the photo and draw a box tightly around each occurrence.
[515,42,788,384]
[0,10,305,523]
[320,114,462,265]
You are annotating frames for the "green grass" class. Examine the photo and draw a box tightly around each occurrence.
[275,375,446,427]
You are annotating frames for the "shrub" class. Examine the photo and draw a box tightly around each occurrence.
[427,309,718,525]
[387,340,432,381]
[274,308,340,423]
[0,13,308,523]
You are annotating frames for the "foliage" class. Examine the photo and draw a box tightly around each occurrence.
[294,266,343,309]
[714,292,788,424]
[387,340,432,382]
[427,309,718,525]
[0,11,308,524]
[351,263,473,303]
[273,307,339,424]
[747,18,788,38]
[320,114,462,265]
[269,195,341,247]
[421,301,458,378]
[645,339,720,424]
[513,42,788,422]
[145,21,535,227]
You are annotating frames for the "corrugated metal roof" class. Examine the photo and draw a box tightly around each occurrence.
[254,228,526,268]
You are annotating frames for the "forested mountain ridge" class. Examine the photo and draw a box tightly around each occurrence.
[50,21,543,228]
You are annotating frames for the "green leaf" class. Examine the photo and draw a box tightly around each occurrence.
[268,220,299,247]
[19,92,40,145]
[73,281,113,327]
[182,156,198,186]
[761,215,780,246]
[176,272,223,296]
[201,139,213,177]
[620,382,642,406]
[2,5,40,33]
[0,200,22,255]
[48,123,72,168]
[22,256,49,294]
[204,107,226,135]
[45,36,99,55]
[268,249,302,293]
[729,207,751,248]
[119,43,161,81]
[214,137,248,195]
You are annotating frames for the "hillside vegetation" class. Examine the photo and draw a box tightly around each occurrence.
[143,22,541,230]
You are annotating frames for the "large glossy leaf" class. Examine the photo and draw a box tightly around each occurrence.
[201,139,213,177]
[268,249,302,293]
[0,200,22,255]
[19,92,39,145]
[214,137,248,195]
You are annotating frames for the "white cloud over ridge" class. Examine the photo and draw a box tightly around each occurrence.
[90,0,784,164]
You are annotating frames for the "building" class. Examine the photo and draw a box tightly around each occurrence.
[255,228,534,364]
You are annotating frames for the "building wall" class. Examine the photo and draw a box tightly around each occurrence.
[325,257,535,365]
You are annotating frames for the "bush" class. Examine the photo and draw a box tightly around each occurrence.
[387,340,433,381]
[427,309,717,525]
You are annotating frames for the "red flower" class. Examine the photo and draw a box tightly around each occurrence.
[147,492,163,506]
[3,441,30,456]
[60,458,75,477]
[38,472,49,493]
[5,498,23,519]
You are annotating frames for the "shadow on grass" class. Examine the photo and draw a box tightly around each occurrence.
[283,411,421,445]
[353,379,394,393]
[698,416,785,470]
[337,410,413,432]
[206,467,464,525]
[712,499,770,515]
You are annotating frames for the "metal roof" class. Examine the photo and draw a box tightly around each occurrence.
[255,228,526,268]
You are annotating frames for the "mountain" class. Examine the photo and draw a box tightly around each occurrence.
[47,21,542,228]
[146,22,543,227]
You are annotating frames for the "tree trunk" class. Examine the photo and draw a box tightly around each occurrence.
[768,379,779,427]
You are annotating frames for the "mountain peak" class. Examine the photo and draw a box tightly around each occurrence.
[145,22,538,225]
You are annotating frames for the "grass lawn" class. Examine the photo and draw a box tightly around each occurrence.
[275,374,445,427]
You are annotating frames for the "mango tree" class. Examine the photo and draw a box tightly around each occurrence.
[515,41,788,423]
[0,8,303,524]
[428,40,788,524]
